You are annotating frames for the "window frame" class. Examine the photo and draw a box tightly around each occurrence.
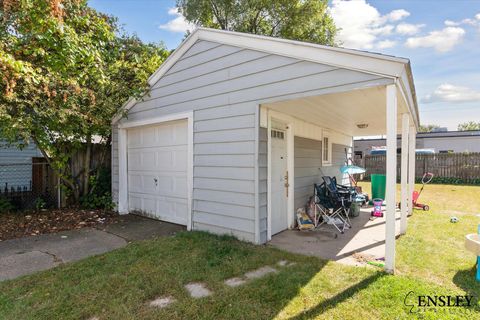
[322,132,332,166]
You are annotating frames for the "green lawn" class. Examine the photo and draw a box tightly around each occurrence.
[1,183,480,319]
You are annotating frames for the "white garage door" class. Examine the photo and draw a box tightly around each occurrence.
[127,119,188,225]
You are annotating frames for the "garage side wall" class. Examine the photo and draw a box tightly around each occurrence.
[293,138,349,210]
[320,144,351,185]
[294,137,322,209]
[112,39,384,243]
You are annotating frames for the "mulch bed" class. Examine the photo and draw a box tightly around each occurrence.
[0,209,118,241]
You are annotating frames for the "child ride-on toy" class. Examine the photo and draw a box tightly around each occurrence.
[412,172,433,211]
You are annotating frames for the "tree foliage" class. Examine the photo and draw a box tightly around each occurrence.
[0,0,169,201]
[418,124,441,133]
[458,121,480,131]
[176,0,337,45]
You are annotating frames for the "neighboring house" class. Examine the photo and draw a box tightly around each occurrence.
[354,130,480,158]
[111,28,419,272]
[0,140,43,190]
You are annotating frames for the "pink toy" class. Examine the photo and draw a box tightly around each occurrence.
[371,198,383,217]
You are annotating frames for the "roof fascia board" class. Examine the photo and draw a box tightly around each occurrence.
[112,97,137,124]
[113,28,419,126]
[398,67,420,129]
[112,32,200,124]
[148,31,200,86]
[197,28,406,78]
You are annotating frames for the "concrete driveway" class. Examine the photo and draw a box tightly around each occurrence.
[0,214,184,281]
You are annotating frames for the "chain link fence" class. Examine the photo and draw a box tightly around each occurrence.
[0,162,58,210]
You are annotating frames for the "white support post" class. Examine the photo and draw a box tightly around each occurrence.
[118,128,129,214]
[408,125,416,216]
[400,114,409,235]
[385,84,397,274]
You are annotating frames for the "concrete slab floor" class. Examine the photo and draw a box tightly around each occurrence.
[269,207,402,266]
[0,214,184,281]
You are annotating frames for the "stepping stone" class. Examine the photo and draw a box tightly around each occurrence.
[244,266,277,279]
[149,296,176,308]
[277,260,297,267]
[224,277,246,287]
[277,260,288,267]
[185,282,212,298]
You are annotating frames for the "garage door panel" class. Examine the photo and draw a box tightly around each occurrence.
[127,119,188,226]
[128,171,187,196]
[128,147,187,172]
[128,193,188,225]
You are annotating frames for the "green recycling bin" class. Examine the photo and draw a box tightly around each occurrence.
[371,174,386,200]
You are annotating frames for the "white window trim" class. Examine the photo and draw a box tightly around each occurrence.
[322,131,332,166]
[117,112,194,231]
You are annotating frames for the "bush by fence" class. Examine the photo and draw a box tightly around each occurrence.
[362,153,480,185]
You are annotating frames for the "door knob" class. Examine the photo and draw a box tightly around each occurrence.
[154,178,158,186]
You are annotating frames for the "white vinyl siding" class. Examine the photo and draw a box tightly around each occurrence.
[294,137,322,210]
[112,39,385,243]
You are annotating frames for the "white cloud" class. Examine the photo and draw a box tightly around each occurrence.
[396,23,425,35]
[444,13,480,28]
[444,19,460,27]
[329,0,410,49]
[159,8,195,33]
[385,9,410,22]
[377,39,397,49]
[422,84,480,103]
[405,27,465,52]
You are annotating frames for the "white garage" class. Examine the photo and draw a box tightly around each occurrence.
[112,28,419,274]
[123,117,192,226]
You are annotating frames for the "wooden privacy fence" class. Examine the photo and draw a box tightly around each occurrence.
[362,153,480,182]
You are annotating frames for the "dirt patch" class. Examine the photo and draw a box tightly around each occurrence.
[0,209,118,241]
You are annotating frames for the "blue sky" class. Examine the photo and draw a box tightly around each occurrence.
[89,0,480,130]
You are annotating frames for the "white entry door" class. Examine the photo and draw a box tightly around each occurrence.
[127,119,188,225]
[271,128,288,235]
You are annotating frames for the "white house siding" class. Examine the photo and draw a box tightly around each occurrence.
[0,141,43,189]
[112,40,386,243]
[420,136,480,153]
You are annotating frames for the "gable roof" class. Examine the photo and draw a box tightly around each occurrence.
[113,28,418,125]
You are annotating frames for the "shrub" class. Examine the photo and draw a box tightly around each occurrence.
[0,196,15,214]
[80,167,114,210]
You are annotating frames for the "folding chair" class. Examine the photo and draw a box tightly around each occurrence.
[314,182,349,234]
[321,176,354,228]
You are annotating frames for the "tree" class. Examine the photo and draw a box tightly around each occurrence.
[176,0,337,46]
[458,121,480,131]
[418,124,441,133]
[0,0,169,203]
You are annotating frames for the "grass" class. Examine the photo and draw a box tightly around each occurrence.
[1,183,480,319]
